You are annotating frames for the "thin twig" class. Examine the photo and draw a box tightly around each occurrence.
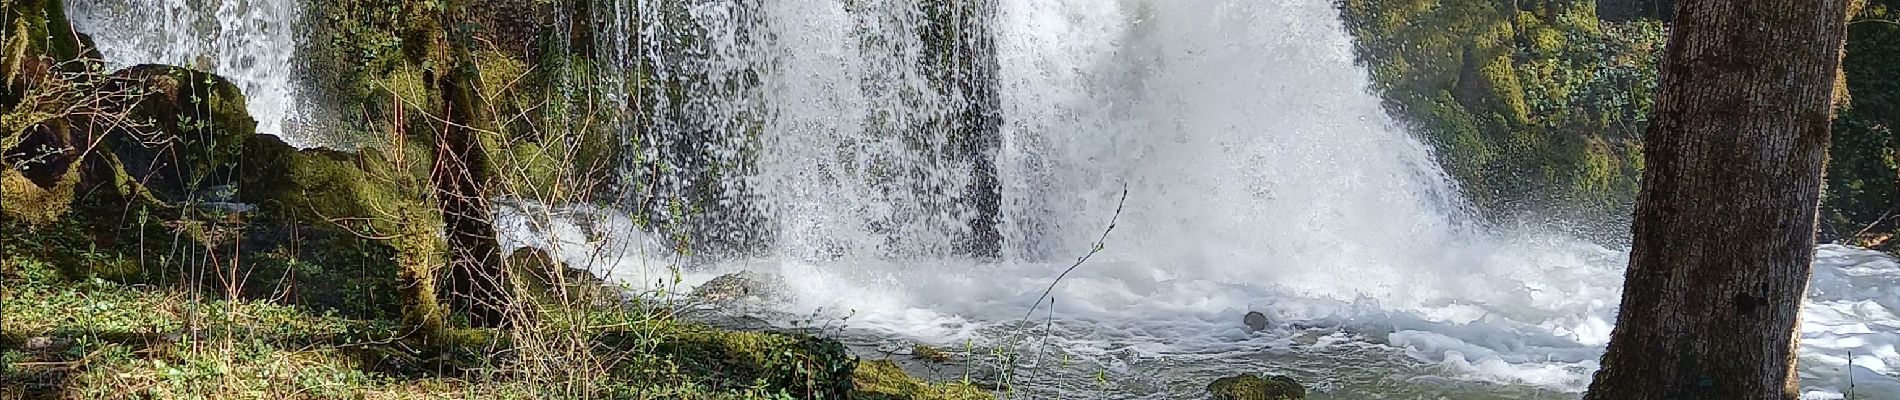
[1850,19,1900,27]
[1848,206,1898,241]
[1020,186,1127,323]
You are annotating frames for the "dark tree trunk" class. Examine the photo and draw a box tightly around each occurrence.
[1584,0,1850,398]
[435,12,508,328]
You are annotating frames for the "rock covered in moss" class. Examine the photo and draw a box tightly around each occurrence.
[103,65,258,201]
[0,0,99,81]
[2,1,120,225]
[506,247,620,305]
[1207,373,1305,400]
[237,133,429,228]
[0,156,80,226]
[608,324,855,399]
[853,358,989,400]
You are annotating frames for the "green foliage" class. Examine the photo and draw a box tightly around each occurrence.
[632,325,858,399]
[303,0,440,133]
[1824,7,1900,249]
[1348,0,1897,242]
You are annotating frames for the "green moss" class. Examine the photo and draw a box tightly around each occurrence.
[376,63,434,111]
[1206,374,1306,400]
[0,160,77,226]
[237,132,453,338]
[1,0,90,79]
[911,344,951,363]
[2,154,187,285]
[238,134,432,232]
[1341,0,1662,221]
[1474,54,1530,125]
[851,359,988,400]
[475,50,529,105]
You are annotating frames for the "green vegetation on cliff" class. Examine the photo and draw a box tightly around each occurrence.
[1340,0,1661,221]
[1342,0,1898,250]
[1827,1,1900,249]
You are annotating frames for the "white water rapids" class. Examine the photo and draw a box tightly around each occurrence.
[68,0,1900,398]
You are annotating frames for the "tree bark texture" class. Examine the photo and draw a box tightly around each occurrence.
[1584,0,1849,399]
[435,12,508,328]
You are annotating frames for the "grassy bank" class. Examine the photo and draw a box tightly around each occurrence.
[0,247,985,400]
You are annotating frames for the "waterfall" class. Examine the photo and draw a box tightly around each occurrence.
[599,0,1002,258]
[567,0,1629,396]
[993,0,1474,288]
[61,0,1900,397]
[614,0,1530,314]
[66,0,311,145]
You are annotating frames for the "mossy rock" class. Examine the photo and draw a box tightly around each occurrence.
[236,228,406,320]
[851,359,988,400]
[237,134,431,229]
[505,247,618,310]
[1207,373,1305,400]
[0,147,80,227]
[1,160,177,284]
[612,325,856,399]
[234,132,441,248]
[1,0,98,88]
[103,65,258,201]
[1339,0,1662,221]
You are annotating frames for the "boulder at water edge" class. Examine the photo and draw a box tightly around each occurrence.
[690,270,790,304]
[1208,373,1306,400]
[106,64,258,202]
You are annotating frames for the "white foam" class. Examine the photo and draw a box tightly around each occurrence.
[1798,245,1900,399]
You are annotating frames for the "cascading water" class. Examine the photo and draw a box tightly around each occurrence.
[62,0,1900,397]
[65,0,313,145]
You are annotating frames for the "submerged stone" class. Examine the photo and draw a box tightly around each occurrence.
[690,270,789,305]
[1245,311,1270,332]
[1207,373,1306,400]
